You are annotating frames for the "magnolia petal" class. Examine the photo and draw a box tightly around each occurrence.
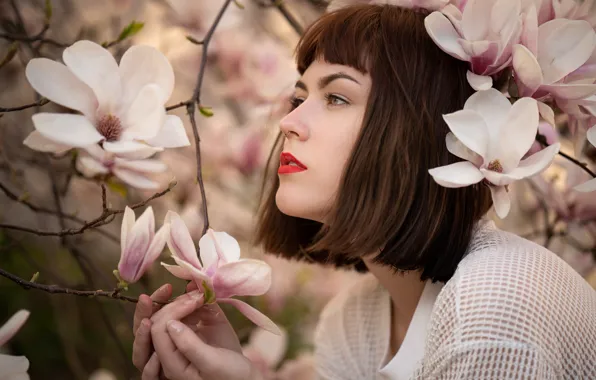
[172,255,211,286]
[62,40,121,113]
[136,223,170,282]
[428,161,484,188]
[199,229,241,270]
[161,262,193,281]
[466,71,493,91]
[459,39,491,58]
[76,156,109,177]
[121,84,167,141]
[23,131,72,154]
[588,125,596,148]
[573,178,596,192]
[445,132,483,167]
[167,213,203,269]
[481,168,515,187]
[0,310,30,346]
[443,109,489,159]
[512,44,543,97]
[490,185,511,218]
[541,83,596,101]
[498,97,539,171]
[461,0,491,41]
[0,354,29,379]
[103,140,163,160]
[119,208,155,282]
[213,259,272,298]
[218,298,282,336]
[121,206,136,257]
[115,158,167,173]
[25,58,97,119]
[521,4,538,56]
[502,143,560,181]
[424,12,471,61]
[464,88,511,133]
[32,113,103,147]
[490,0,521,35]
[145,116,190,148]
[119,45,175,106]
[246,327,288,368]
[538,101,555,126]
[538,19,596,84]
[112,168,160,189]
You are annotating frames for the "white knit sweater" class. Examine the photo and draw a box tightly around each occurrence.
[313,220,596,379]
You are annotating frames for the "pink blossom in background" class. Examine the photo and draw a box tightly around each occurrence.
[525,122,560,157]
[0,310,30,379]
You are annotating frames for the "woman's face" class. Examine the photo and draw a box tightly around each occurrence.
[275,59,372,223]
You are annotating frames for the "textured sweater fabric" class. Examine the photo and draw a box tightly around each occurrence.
[313,220,596,379]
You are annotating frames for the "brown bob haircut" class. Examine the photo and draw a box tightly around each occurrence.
[254,4,492,282]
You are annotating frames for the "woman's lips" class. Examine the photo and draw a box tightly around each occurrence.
[278,152,307,174]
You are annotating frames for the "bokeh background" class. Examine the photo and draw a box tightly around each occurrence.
[0,0,594,379]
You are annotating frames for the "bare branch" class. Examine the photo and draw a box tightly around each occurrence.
[0,98,50,113]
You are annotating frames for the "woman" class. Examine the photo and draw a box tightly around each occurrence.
[132,4,596,379]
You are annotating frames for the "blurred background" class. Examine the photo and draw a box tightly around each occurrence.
[0,0,594,379]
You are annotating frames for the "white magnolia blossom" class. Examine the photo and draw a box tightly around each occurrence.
[76,145,167,190]
[428,89,560,218]
[24,40,189,159]
[0,310,30,380]
[424,0,524,83]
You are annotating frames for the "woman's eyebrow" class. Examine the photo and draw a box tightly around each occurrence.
[295,72,361,91]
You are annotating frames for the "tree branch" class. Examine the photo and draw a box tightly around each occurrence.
[0,98,50,113]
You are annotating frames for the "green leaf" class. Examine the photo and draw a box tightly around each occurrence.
[30,272,40,283]
[106,180,128,198]
[117,20,145,42]
[199,105,214,117]
[44,0,53,21]
[233,0,245,9]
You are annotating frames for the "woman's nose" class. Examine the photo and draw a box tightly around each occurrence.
[279,109,309,141]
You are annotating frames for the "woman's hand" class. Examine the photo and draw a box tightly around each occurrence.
[132,283,173,373]
[146,292,262,380]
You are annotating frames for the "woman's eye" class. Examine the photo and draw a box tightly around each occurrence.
[289,96,304,110]
[325,94,349,106]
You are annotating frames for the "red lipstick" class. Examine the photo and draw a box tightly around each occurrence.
[278,152,307,174]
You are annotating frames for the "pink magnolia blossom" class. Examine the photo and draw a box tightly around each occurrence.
[428,89,560,218]
[522,0,596,27]
[424,0,524,83]
[118,206,169,283]
[512,18,596,102]
[75,145,168,190]
[23,40,189,157]
[0,310,30,380]
[526,121,560,157]
[161,212,281,335]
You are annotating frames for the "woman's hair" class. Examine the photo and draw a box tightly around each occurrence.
[254,4,492,282]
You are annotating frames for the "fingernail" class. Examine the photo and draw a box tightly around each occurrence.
[167,320,184,334]
[188,291,204,301]
[158,283,170,293]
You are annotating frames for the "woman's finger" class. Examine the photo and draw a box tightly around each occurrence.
[151,296,203,378]
[132,318,153,371]
[141,352,161,380]
[133,284,172,334]
[167,320,253,378]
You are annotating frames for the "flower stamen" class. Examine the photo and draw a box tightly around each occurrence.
[487,159,503,173]
[97,115,122,142]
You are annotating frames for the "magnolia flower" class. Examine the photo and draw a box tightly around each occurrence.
[428,88,560,218]
[161,212,280,335]
[522,0,596,27]
[425,0,524,87]
[118,206,169,283]
[327,0,449,12]
[525,121,559,157]
[512,18,596,102]
[0,310,30,380]
[76,144,167,190]
[24,40,189,157]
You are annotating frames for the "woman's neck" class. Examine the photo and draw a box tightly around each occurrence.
[363,257,426,356]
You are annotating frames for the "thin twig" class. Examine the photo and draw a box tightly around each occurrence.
[0,267,143,304]
[558,150,596,178]
[0,98,50,113]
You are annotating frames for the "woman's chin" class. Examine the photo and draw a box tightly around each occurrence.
[275,190,317,220]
